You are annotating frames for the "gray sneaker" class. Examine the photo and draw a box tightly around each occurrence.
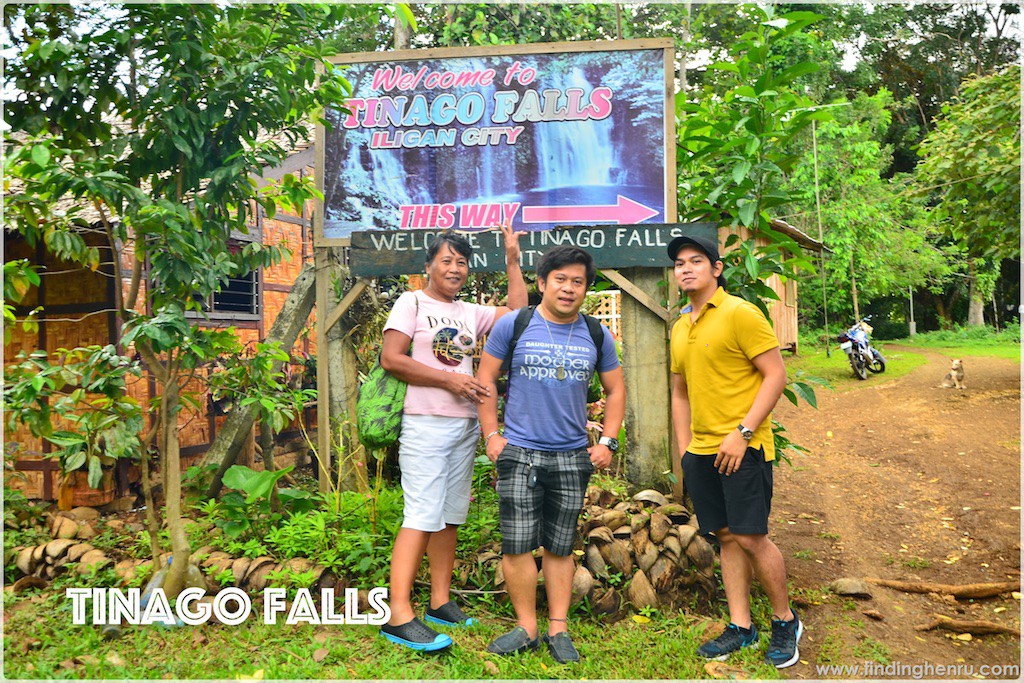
[543,632,580,663]
[487,626,540,656]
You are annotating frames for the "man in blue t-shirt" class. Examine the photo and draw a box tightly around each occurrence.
[477,245,626,664]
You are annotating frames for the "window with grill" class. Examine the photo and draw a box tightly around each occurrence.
[210,270,258,314]
[182,239,261,320]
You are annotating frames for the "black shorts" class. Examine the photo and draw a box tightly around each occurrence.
[682,446,773,537]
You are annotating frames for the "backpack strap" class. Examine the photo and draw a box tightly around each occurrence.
[581,313,605,375]
[500,307,606,377]
[500,306,535,376]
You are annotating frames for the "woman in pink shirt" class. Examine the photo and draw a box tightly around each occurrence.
[379,225,526,651]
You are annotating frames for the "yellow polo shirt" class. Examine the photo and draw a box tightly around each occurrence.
[670,287,780,461]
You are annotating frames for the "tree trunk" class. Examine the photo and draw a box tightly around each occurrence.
[966,257,985,326]
[139,449,162,561]
[202,264,317,496]
[259,417,275,471]
[393,9,411,49]
[160,379,190,599]
[848,253,860,322]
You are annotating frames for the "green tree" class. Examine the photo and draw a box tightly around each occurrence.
[914,65,1021,326]
[830,3,1019,175]
[783,90,952,323]
[677,6,827,316]
[676,6,829,464]
[3,3,382,597]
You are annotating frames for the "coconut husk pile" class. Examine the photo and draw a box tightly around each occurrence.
[8,509,107,581]
[10,533,353,599]
[11,489,716,618]
[477,486,718,618]
[9,508,349,599]
[572,486,716,616]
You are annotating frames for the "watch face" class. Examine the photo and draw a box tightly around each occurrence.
[600,437,619,452]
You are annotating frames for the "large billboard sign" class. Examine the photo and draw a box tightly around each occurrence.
[316,40,675,246]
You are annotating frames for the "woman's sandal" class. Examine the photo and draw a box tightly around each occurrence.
[380,617,453,651]
[425,600,478,627]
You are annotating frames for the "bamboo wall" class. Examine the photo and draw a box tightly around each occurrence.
[5,232,119,500]
[4,191,318,501]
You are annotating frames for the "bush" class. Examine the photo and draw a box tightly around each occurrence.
[908,323,1019,345]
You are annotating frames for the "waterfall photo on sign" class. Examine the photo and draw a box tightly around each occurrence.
[319,41,670,243]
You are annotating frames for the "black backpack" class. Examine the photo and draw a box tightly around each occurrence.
[498,306,606,403]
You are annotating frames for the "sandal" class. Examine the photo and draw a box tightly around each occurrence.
[380,617,453,652]
[425,600,478,627]
[487,626,540,656]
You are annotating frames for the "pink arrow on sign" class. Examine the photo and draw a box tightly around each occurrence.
[521,195,660,225]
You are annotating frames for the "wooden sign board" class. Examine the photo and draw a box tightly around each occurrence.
[348,223,718,277]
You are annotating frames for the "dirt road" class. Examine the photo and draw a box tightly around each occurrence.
[772,346,1021,678]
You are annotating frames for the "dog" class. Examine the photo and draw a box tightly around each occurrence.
[940,359,966,390]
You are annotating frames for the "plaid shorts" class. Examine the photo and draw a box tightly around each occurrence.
[495,443,594,556]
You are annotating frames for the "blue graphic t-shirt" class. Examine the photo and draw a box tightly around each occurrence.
[484,310,620,451]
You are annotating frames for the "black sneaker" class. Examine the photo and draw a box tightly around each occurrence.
[425,600,478,627]
[764,609,803,669]
[696,623,759,660]
[380,617,453,652]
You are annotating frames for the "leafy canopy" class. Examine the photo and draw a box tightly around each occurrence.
[915,65,1021,262]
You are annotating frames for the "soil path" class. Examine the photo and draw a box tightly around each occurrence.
[771,346,1020,678]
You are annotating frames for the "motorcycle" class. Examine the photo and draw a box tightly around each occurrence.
[837,316,886,380]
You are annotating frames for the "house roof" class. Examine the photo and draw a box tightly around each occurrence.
[769,218,830,254]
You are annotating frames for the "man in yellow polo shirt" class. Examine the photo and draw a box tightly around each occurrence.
[668,235,801,669]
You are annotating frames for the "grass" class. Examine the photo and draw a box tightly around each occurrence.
[895,341,1020,360]
[4,462,787,680]
[794,323,1020,375]
[814,628,846,665]
[851,637,892,664]
[881,324,1019,361]
[900,556,931,570]
[3,579,786,680]
[785,343,928,392]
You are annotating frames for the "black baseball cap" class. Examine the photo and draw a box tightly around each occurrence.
[667,235,726,288]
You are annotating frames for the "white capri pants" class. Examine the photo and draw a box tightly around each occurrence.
[397,414,479,532]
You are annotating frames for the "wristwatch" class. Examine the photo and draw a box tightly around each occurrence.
[598,436,619,453]
[737,424,754,441]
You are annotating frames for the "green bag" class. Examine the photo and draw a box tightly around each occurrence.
[356,356,408,450]
[356,295,418,450]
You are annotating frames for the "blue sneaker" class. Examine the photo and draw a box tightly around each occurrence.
[764,609,803,669]
[697,623,759,660]
[380,617,453,652]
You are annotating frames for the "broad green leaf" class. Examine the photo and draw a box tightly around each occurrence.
[790,382,818,409]
[64,451,87,472]
[87,455,103,488]
[31,145,50,166]
[738,201,756,228]
[46,431,87,448]
[223,464,261,492]
[732,161,752,185]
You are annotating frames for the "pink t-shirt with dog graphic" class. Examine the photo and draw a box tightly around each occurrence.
[383,290,497,418]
